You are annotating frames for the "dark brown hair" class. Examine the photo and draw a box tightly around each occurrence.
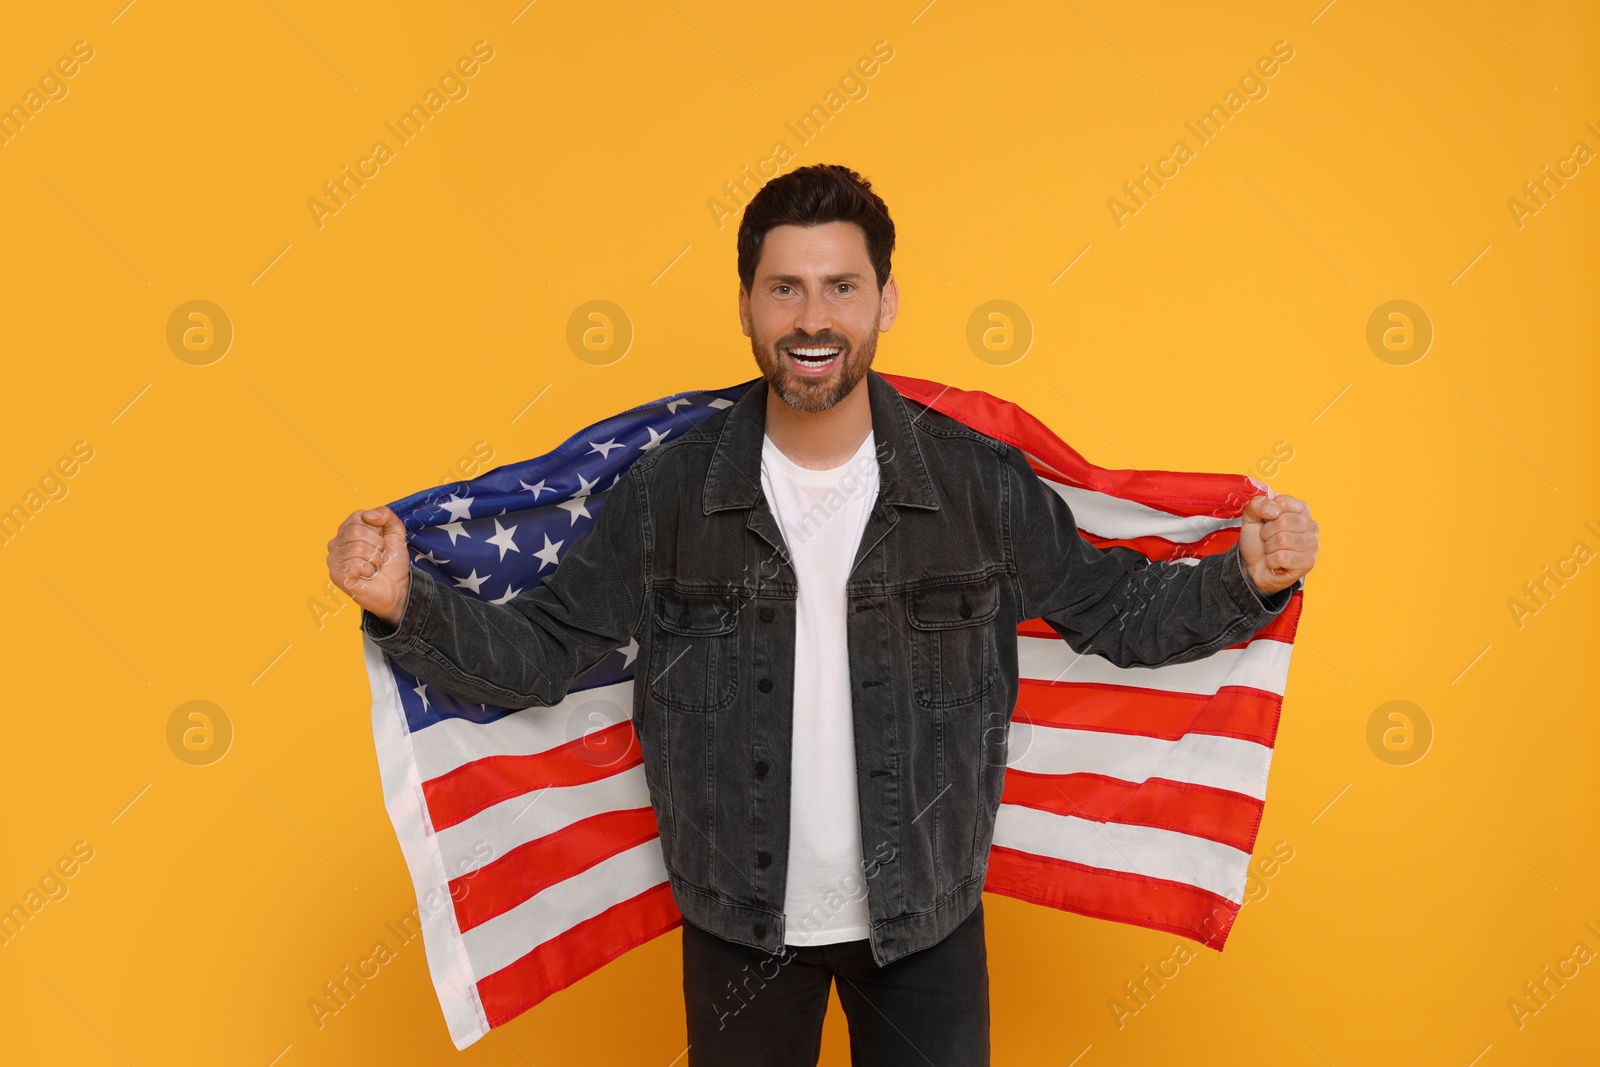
[736,164,895,294]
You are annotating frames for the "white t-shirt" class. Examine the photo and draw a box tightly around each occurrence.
[758,428,881,946]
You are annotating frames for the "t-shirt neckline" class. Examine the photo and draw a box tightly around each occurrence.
[761,429,877,484]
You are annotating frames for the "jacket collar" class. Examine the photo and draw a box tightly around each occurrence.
[703,366,939,513]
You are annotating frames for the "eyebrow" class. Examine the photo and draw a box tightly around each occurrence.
[762,272,866,285]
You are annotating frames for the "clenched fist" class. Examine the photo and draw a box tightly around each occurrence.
[327,506,411,626]
[1239,493,1319,596]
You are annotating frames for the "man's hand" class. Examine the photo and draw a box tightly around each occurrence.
[326,506,411,626]
[1239,492,1319,596]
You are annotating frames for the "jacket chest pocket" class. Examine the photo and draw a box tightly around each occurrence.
[646,588,740,713]
[906,576,1000,709]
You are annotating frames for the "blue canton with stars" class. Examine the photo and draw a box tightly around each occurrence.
[381,379,756,732]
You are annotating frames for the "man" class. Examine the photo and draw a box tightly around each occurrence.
[326,164,1319,1066]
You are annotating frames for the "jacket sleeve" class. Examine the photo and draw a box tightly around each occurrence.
[1001,444,1297,670]
[359,465,651,708]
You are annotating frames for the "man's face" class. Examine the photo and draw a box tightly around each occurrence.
[739,220,898,413]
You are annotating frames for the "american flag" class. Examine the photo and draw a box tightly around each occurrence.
[361,372,1304,1049]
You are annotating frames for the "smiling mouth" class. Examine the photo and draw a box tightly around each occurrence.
[783,344,844,374]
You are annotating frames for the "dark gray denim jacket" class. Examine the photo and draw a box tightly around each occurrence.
[362,367,1296,966]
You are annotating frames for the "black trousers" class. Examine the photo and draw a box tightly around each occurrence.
[680,898,990,1066]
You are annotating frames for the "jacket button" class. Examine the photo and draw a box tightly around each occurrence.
[759,606,774,622]
[756,850,771,868]
[753,923,767,938]
[754,760,769,778]
[959,600,972,618]
[758,678,772,693]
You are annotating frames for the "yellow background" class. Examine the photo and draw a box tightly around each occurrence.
[2,1,1596,1063]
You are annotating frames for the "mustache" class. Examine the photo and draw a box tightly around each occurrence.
[777,334,848,349]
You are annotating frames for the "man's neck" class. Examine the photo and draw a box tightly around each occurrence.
[763,374,873,471]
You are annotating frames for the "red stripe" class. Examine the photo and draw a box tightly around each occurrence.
[1016,587,1304,649]
[423,721,642,831]
[477,881,682,1029]
[1000,771,1264,852]
[983,845,1240,950]
[1015,682,1284,747]
[1031,465,1254,527]
[450,808,662,932]
[1083,527,1240,560]
[880,372,1266,518]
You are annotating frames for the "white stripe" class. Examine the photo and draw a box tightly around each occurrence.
[364,637,490,1050]
[413,679,636,782]
[435,765,654,878]
[1018,632,1292,696]
[993,803,1249,903]
[1024,453,1238,543]
[1005,720,1275,801]
[462,838,670,979]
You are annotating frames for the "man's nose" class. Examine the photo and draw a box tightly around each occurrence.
[795,293,833,338]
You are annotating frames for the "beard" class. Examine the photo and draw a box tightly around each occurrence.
[750,318,880,414]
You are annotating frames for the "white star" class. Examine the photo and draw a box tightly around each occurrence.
[414,548,450,565]
[454,568,489,594]
[608,472,621,489]
[666,398,692,413]
[588,438,623,459]
[440,493,475,522]
[639,426,670,451]
[556,471,600,525]
[520,478,551,499]
[490,582,525,605]
[413,683,430,711]
[533,533,564,570]
[486,518,520,560]
[439,521,470,545]
[618,637,639,668]
[708,397,733,409]
[557,497,590,525]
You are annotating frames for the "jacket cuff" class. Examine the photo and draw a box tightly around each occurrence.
[1221,542,1297,618]
[359,564,435,651]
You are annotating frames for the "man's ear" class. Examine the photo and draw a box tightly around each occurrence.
[878,273,899,332]
[737,285,752,338]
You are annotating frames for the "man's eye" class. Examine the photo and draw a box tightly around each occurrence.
[837,283,853,293]
[775,285,791,295]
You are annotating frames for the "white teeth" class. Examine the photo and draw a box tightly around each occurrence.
[789,347,841,358]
